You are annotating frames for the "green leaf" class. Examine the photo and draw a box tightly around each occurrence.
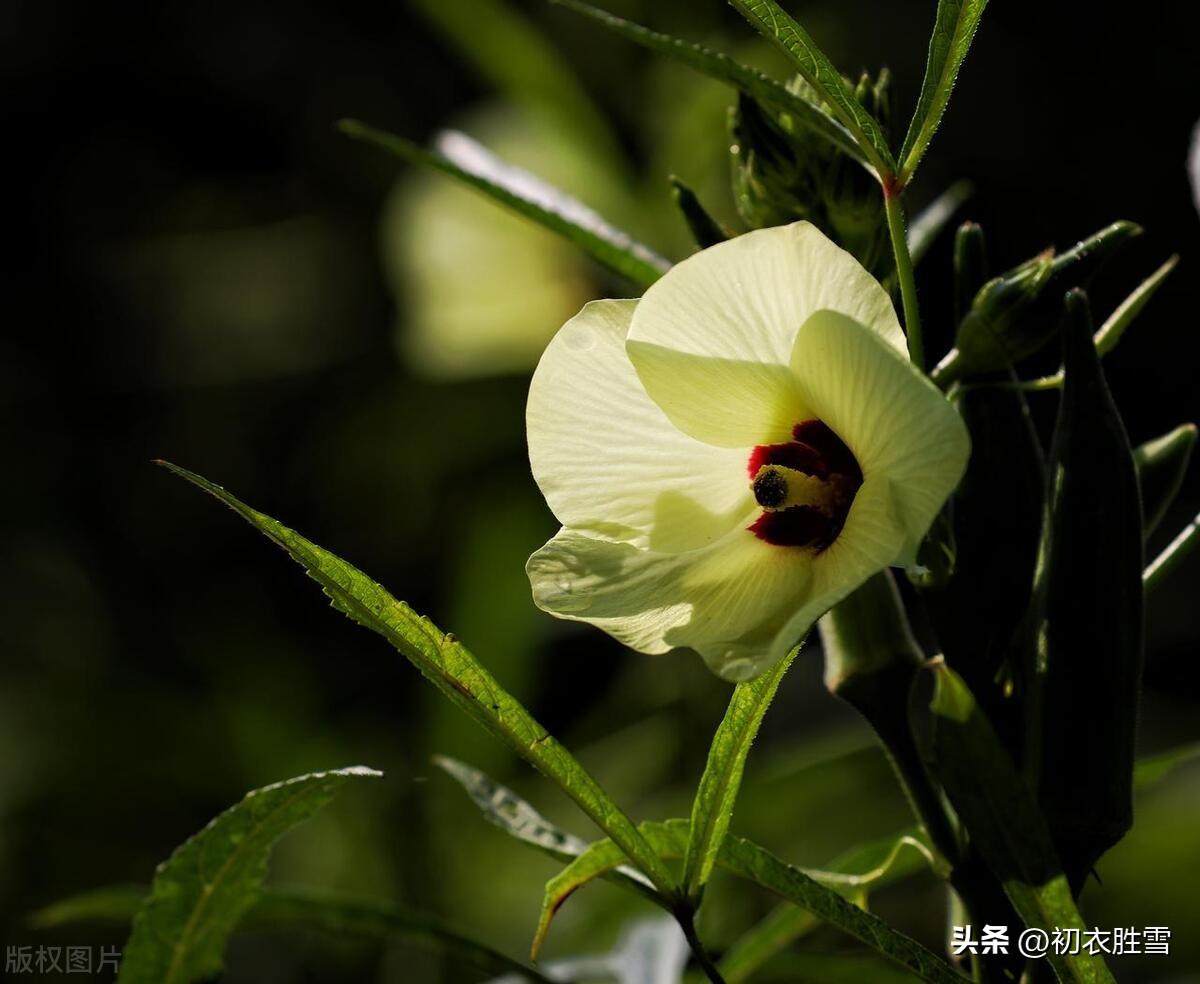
[340,120,670,288]
[669,176,729,250]
[552,0,867,167]
[1144,510,1200,590]
[1030,291,1144,890]
[161,462,677,897]
[536,820,966,984]
[432,754,658,900]
[727,0,897,179]
[35,885,556,983]
[898,0,989,183]
[1134,742,1200,791]
[927,664,1116,984]
[681,649,796,903]
[410,0,625,174]
[1135,423,1197,537]
[906,180,973,267]
[117,767,381,984]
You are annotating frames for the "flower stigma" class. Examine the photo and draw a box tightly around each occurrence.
[747,420,862,550]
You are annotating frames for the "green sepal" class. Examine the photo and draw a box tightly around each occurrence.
[669,176,730,250]
[952,221,988,328]
[934,221,1141,383]
[729,91,890,278]
[1135,423,1197,538]
[1030,289,1144,892]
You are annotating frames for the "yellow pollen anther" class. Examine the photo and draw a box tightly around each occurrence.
[752,464,850,514]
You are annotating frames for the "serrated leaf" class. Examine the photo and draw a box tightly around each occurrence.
[161,462,676,897]
[36,884,556,983]
[553,0,867,167]
[432,755,658,900]
[117,767,381,984]
[681,649,795,902]
[727,0,896,179]
[536,820,965,984]
[340,120,669,288]
[899,0,989,182]
[927,663,1116,984]
[712,828,935,982]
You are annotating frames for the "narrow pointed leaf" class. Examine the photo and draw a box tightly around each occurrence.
[681,648,796,902]
[161,462,677,896]
[553,0,867,166]
[1031,291,1144,890]
[927,664,1116,984]
[37,884,556,983]
[899,0,989,182]
[117,767,381,984]
[432,755,658,900]
[340,120,669,288]
[410,0,624,174]
[1144,510,1200,590]
[727,0,897,178]
[669,177,729,250]
[1135,423,1196,537]
[537,820,966,984]
[1133,742,1200,791]
[907,180,973,268]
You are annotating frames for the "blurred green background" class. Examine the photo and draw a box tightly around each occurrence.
[3,0,1199,981]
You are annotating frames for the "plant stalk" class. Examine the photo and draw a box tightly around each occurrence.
[884,185,926,371]
[675,903,728,984]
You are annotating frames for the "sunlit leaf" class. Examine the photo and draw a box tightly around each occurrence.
[117,767,381,984]
[340,120,670,288]
[727,0,896,179]
[552,0,867,167]
[160,462,677,897]
[714,829,935,982]
[681,649,796,902]
[899,0,989,183]
[536,820,966,984]
[411,0,625,174]
[433,754,658,900]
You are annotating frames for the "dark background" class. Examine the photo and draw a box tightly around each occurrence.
[3,1,1199,981]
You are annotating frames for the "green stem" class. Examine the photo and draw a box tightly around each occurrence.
[884,187,925,371]
[675,904,728,984]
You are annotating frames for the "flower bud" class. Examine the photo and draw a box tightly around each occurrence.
[729,74,891,278]
[934,221,1141,384]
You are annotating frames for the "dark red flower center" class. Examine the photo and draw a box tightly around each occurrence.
[747,420,863,550]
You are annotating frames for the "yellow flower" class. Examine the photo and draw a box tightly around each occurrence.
[526,222,969,681]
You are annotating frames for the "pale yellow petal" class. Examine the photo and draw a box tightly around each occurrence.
[528,300,753,552]
[790,309,970,559]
